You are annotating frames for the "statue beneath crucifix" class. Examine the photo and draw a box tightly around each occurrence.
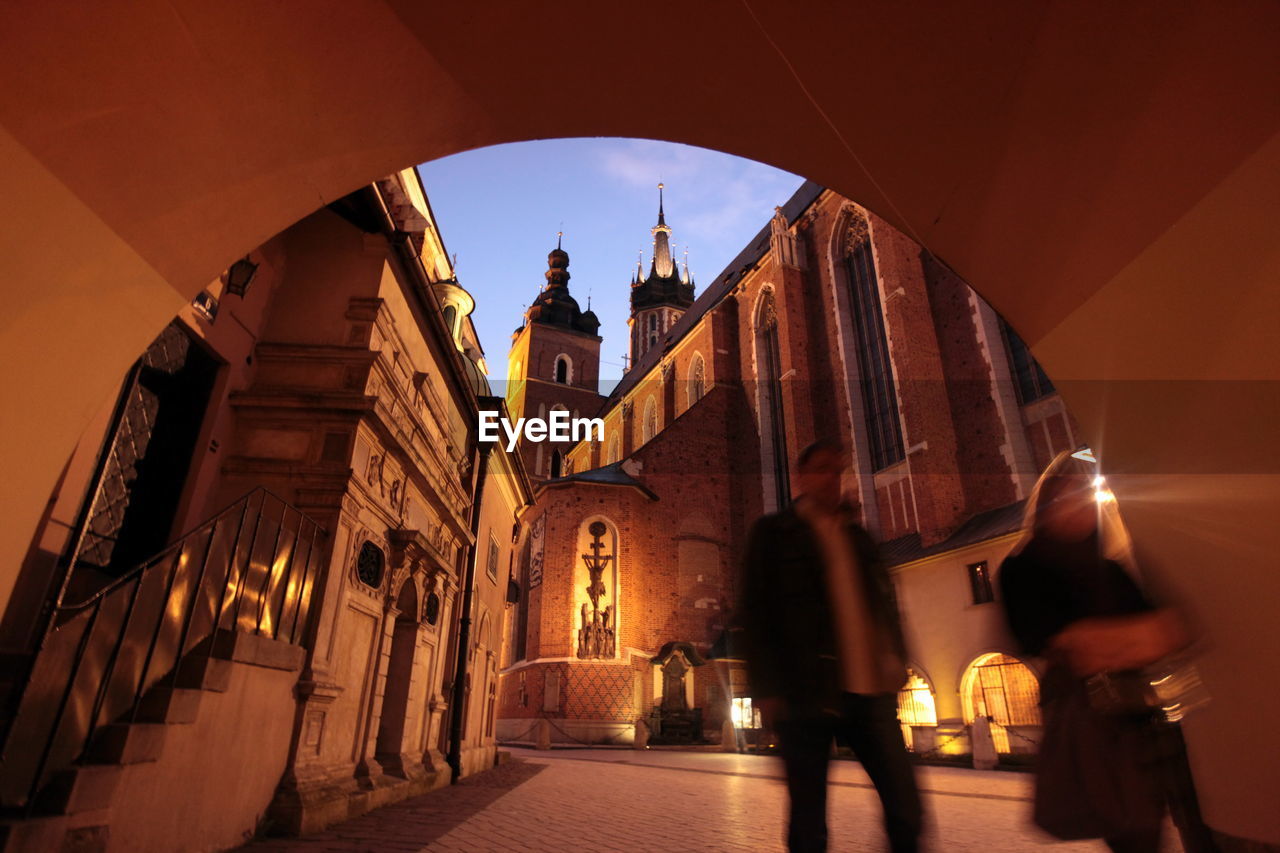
[576,521,616,659]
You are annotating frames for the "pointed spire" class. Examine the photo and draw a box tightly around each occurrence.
[557,229,563,250]
[651,184,674,278]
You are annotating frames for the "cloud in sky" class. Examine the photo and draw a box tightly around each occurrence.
[419,138,803,381]
[592,140,803,274]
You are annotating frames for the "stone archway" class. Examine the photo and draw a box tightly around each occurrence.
[1,3,1277,843]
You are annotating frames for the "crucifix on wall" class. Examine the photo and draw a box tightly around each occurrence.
[576,521,616,659]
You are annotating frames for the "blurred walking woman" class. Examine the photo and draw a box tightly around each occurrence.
[999,451,1217,853]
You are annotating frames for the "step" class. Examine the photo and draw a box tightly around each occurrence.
[172,655,232,693]
[31,766,120,816]
[206,629,305,672]
[0,815,67,853]
[59,819,109,853]
[83,723,166,765]
[135,687,201,724]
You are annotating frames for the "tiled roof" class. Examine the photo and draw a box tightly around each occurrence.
[537,461,658,500]
[880,500,1028,568]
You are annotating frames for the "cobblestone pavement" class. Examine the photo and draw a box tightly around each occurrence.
[245,747,1185,852]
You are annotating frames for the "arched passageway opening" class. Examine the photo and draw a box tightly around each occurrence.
[0,2,1277,844]
[960,653,1042,755]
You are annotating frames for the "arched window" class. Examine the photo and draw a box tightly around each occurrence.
[642,397,657,443]
[843,213,904,470]
[442,304,458,335]
[755,288,790,511]
[554,354,571,384]
[606,433,621,465]
[550,449,563,478]
[688,354,705,407]
[649,314,657,331]
[961,653,1042,753]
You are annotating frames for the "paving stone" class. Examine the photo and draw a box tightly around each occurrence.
[242,748,1187,852]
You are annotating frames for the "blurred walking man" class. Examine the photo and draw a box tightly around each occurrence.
[739,439,922,853]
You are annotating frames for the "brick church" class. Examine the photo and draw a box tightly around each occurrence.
[497,182,1081,755]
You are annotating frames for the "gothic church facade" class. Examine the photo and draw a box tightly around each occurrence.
[498,183,1079,754]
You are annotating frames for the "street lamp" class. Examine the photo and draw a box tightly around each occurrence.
[224,256,258,297]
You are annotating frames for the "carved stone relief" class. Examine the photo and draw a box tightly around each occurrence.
[843,206,871,254]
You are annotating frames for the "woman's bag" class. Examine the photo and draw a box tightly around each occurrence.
[1084,647,1211,722]
[1033,680,1165,840]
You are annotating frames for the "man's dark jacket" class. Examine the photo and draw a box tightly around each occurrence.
[738,503,908,719]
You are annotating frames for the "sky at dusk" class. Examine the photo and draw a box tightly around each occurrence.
[417,139,803,386]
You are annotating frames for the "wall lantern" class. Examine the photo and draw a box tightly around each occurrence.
[225,256,259,298]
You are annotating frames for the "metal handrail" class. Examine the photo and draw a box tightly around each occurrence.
[0,488,327,813]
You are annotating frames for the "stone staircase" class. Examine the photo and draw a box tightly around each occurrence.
[0,642,237,853]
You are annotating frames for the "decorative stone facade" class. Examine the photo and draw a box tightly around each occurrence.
[3,169,529,847]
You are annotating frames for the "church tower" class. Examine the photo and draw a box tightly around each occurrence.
[628,184,695,366]
[506,237,605,481]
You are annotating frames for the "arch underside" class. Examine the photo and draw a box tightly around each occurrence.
[1,1,1278,842]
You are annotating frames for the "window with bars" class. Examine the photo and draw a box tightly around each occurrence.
[1000,319,1055,404]
[897,670,938,727]
[967,561,994,604]
[844,242,904,470]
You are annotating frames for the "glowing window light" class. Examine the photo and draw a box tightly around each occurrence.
[731,697,760,729]
[896,671,938,726]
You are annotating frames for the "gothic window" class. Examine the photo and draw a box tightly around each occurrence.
[554,354,571,385]
[756,290,790,510]
[550,449,563,478]
[844,219,905,470]
[606,433,621,465]
[357,541,385,588]
[999,318,1055,404]
[642,397,657,443]
[649,314,657,331]
[688,354,705,407]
